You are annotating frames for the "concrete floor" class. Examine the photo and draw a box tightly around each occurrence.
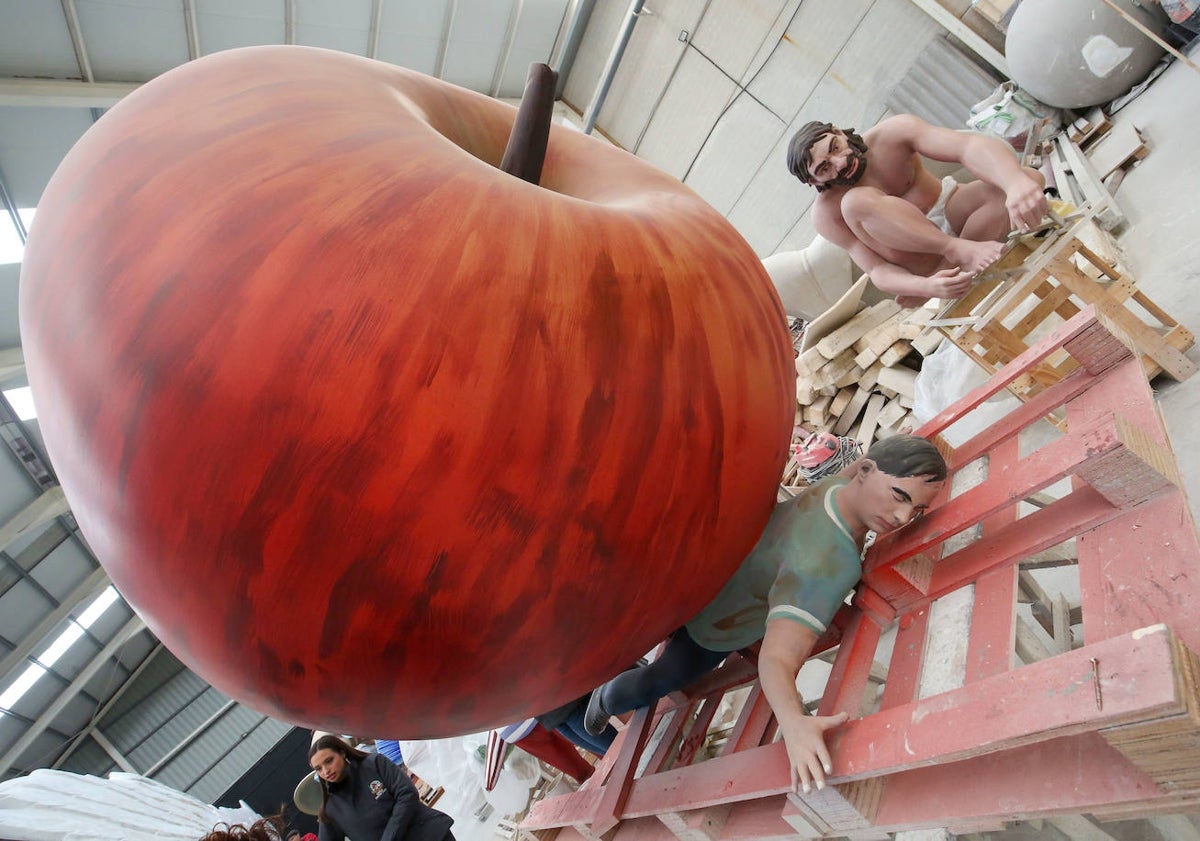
[1101,47,1200,525]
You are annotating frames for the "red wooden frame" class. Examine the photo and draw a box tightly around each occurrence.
[525,306,1200,839]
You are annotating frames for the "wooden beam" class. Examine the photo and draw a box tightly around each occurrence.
[1148,815,1200,841]
[1097,0,1200,76]
[906,0,1009,77]
[527,625,1193,827]
[1048,814,1121,841]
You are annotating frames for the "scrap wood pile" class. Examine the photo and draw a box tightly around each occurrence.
[1038,106,1149,233]
[784,298,941,486]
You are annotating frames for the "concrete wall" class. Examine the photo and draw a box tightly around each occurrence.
[562,0,996,257]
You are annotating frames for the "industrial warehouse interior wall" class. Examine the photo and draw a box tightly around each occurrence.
[560,0,995,256]
[55,648,292,804]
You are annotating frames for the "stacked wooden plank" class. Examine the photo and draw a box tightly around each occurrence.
[1084,120,1148,183]
[1066,106,1112,147]
[1049,113,1148,232]
[793,300,942,450]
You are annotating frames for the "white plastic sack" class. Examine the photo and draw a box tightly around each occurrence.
[912,341,1020,447]
[967,81,1060,148]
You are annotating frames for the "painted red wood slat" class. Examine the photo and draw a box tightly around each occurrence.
[726,795,808,841]
[642,703,694,777]
[912,485,1117,612]
[851,584,897,625]
[964,433,1021,683]
[719,685,773,756]
[966,565,1018,682]
[1078,471,1200,650]
[825,624,1183,780]
[868,406,1159,576]
[657,804,731,841]
[529,628,1191,830]
[869,732,1167,828]
[535,625,1187,824]
[675,694,723,768]
[816,610,883,718]
[878,608,929,711]
[944,364,1099,468]
[915,306,1116,440]
[587,704,657,836]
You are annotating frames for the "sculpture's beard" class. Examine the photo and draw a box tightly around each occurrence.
[817,129,869,192]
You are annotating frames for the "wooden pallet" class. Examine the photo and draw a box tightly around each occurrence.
[521,307,1200,840]
[930,217,1195,412]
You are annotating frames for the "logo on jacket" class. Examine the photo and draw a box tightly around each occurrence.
[370,780,385,799]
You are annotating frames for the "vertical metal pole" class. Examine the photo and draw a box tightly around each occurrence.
[549,0,599,99]
[581,0,646,135]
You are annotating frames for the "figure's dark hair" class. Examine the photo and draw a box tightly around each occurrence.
[787,121,835,184]
[309,735,370,824]
[866,435,947,483]
[199,814,286,841]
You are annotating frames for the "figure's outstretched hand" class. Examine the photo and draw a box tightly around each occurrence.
[780,711,850,795]
[925,266,975,300]
[1006,178,1048,233]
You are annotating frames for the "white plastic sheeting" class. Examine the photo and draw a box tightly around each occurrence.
[397,734,540,841]
[0,769,261,840]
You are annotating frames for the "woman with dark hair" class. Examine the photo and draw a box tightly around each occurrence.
[199,814,296,840]
[307,735,454,841]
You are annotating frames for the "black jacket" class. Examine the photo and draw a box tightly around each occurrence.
[318,753,454,841]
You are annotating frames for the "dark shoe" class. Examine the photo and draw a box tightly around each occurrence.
[583,686,611,737]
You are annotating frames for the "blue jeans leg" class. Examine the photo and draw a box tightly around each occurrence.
[557,704,616,754]
[599,628,728,716]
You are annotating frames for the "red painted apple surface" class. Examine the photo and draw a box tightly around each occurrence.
[19,46,794,737]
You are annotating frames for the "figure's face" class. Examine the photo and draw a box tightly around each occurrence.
[852,463,942,535]
[310,748,347,783]
[807,129,868,189]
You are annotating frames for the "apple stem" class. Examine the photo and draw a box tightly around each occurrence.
[500,63,558,186]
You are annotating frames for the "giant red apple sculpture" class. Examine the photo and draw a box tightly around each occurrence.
[19,46,794,737]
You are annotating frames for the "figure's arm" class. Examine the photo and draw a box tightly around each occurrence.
[814,204,973,304]
[885,114,1046,231]
[758,618,849,794]
[373,754,420,841]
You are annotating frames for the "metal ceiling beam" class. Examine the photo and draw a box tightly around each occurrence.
[59,0,95,83]
[0,486,70,554]
[434,0,458,79]
[907,0,1009,77]
[183,0,201,61]
[0,167,26,244]
[490,0,525,97]
[51,641,164,770]
[0,78,139,108]
[91,728,137,773]
[0,566,107,683]
[0,614,144,777]
[144,698,236,776]
[368,0,385,59]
